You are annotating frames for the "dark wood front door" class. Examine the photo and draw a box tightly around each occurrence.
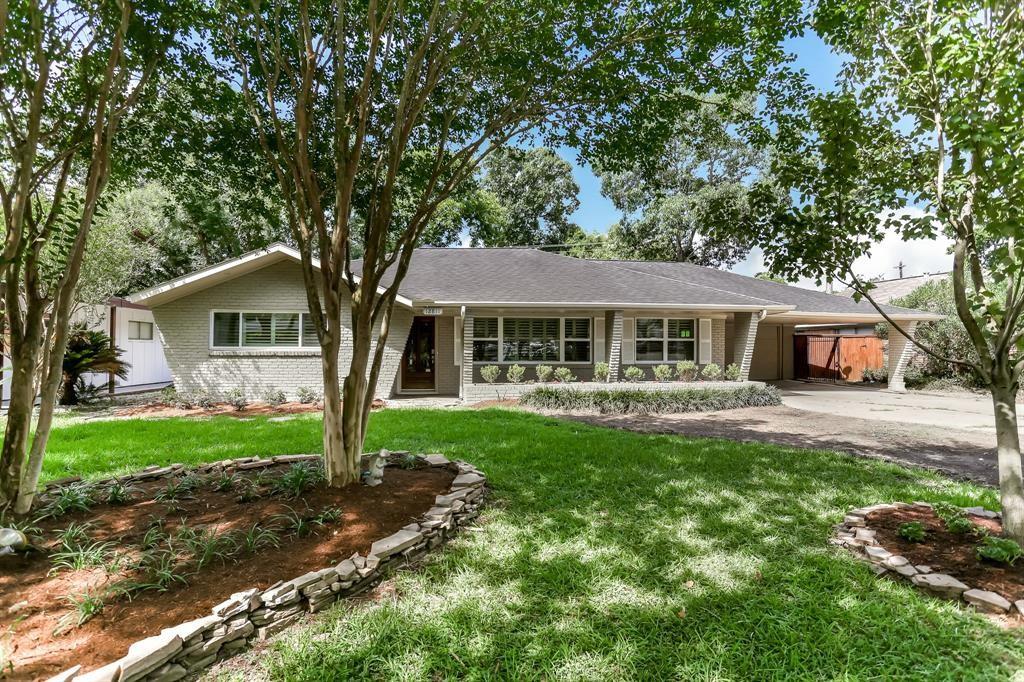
[401,316,436,390]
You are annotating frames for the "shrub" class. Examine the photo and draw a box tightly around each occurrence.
[861,367,888,384]
[480,365,501,384]
[623,366,645,382]
[652,364,674,382]
[593,362,610,382]
[977,536,1024,565]
[535,365,554,383]
[700,363,723,381]
[159,386,178,405]
[192,390,216,409]
[40,483,94,519]
[260,387,287,405]
[724,363,742,381]
[520,385,782,415]
[506,364,525,384]
[103,480,137,505]
[224,388,248,410]
[60,325,129,405]
[675,360,697,381]
[946,516,977,534]
[898,521,926,542]
[295,386,322,404]
[553,367,575,383]
[272,462,325,498]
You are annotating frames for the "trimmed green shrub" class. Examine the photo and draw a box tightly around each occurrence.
[506,364,525,384]
[261,387,287,405]
[593,362,610,382]
[675,360,697,381]
[653,364,674,382]
[977,536,1024,565]
[724,363,741,381]
[898,521,926,542]
[480,365,501,383]
[224,388,248,410]
[193,390,217,409]
[623,366,645,382]
[945,516,976,534]
[861,367,888,384]
[553,367,575,383]
[701,363,722,381]
[520,384,782,415]
[536,365,554,383]
[296,386,322,404]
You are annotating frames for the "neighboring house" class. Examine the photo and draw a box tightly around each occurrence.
[804,272,951,336]
[127,245,940,400]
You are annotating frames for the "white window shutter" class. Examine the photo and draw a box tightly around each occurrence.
[698,318,712,364]
[622,317,635,364]
[454,317,462,366]
[593,316,605,363]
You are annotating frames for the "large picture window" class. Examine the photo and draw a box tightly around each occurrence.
[471,317,591,363]
[635,317,695,363]
[211,311,318,349]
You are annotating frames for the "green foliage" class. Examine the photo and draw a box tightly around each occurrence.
[506,364,526,384]
[701,363,723,381]
[272,506,315,537]
[49,541,116,574]
[260,387,287,406]
[724,363,742,381]
[653,364,674,382]
[676,360,697,381]
[521,385,782,415]
[945,516,977,535]
[224,388,248,410]
[623,366,645,383]
[240,523,281,553]
[861,367,888,384]
[397,453,420,470]
[102,480,138,506]
[132,548,189,592]
[897,522,926,543]
[553,367,575,384]
[295,386,322,405]
[56,591,106,633]
[480,365,501,384]
[40,484,95,519]
[272,462,325,499]
[312,506,343,527]
[593,362,610,383]
[976,536,1024,565]
[155,478,196,504]
[192,390,217,409]
[211,472,242,493]
[178,526,239,570]
[535,366,554,383]
[60,326,130,406]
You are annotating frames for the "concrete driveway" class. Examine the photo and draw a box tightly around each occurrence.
[774,380,1013,434]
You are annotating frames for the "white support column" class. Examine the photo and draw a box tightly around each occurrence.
[607,310,624,382]
[460,310,474,400]
[887,321,918,392]
[732,312,760,381]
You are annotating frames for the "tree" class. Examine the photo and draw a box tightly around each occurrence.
[596,98,780,266]
[0,0,189,513]
[760,2,1024,540]
[60,326,130,405]
[215,0,802,486]
[469,147,582,247]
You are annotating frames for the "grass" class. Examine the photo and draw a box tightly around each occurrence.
[34,409,1024,679]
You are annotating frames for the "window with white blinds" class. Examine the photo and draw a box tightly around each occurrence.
[634,317,696,363]
[211,311,317,349]
[471,317,592,363]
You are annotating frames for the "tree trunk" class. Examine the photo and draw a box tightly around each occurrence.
[992,383,1024,543]
[334,318,375,487]
[59,374,76,405]
[0,348,38,507]
[321,334,351,487]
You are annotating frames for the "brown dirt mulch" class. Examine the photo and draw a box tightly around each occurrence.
[867,507,1024,600]
[0,464,453,680]
[113,399,386,420]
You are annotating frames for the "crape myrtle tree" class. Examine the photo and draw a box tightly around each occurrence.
[0,0,191,513]
[214,0,803,486]
[760,1,1024,540]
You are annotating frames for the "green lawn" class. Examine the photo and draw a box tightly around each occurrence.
[40,409,1024,680]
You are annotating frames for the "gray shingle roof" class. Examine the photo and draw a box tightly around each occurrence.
[838,273,949,303]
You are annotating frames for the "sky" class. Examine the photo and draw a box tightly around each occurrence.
[559,31,954,290]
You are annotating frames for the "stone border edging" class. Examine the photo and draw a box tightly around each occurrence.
[47,452,488,682]
[832,502,1018,615]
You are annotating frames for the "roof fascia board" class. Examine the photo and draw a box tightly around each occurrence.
[424,301,794,311]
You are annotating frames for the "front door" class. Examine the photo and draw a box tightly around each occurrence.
[401,316,436,391]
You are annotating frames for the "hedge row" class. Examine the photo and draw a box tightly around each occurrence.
[519,384,782,415]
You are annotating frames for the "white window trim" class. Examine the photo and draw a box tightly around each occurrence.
[127,320,154,341]
[633,317,697,364]
[471,316,592,365]
[208,310,319,352]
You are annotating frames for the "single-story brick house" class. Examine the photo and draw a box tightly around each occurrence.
[127,244,940,401]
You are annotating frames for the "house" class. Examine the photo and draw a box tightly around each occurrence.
[801,272,951,336]
[126,244,940,401]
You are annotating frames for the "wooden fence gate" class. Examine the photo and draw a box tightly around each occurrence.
[794,334,885,383]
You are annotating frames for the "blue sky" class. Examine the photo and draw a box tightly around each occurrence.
[560,31,952,288]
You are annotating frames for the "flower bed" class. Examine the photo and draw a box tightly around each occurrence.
[832,502,1024,615]
[0,453,487,680]
[518,384,782,415]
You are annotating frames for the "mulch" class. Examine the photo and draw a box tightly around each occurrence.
[0,464,452,680]
[867,506,1024,601]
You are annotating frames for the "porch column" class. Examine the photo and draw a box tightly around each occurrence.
[732,311,760,381]
[607,310,624,382]
[887,321,918,392]
[460,311,474,400]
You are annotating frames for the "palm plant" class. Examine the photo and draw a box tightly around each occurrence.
[60,325,130,405]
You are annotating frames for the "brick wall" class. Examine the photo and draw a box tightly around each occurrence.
[151,260,412,400]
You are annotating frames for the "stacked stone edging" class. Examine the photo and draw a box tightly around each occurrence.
[832,502,1018,615]
[47,453,488,682]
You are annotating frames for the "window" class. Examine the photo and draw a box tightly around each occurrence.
[211,311,317,349]
[471,317,592,363]
[503,318,559,362]
[472,317,498,361]
[635,317,696,363]
[128,320,153,340]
